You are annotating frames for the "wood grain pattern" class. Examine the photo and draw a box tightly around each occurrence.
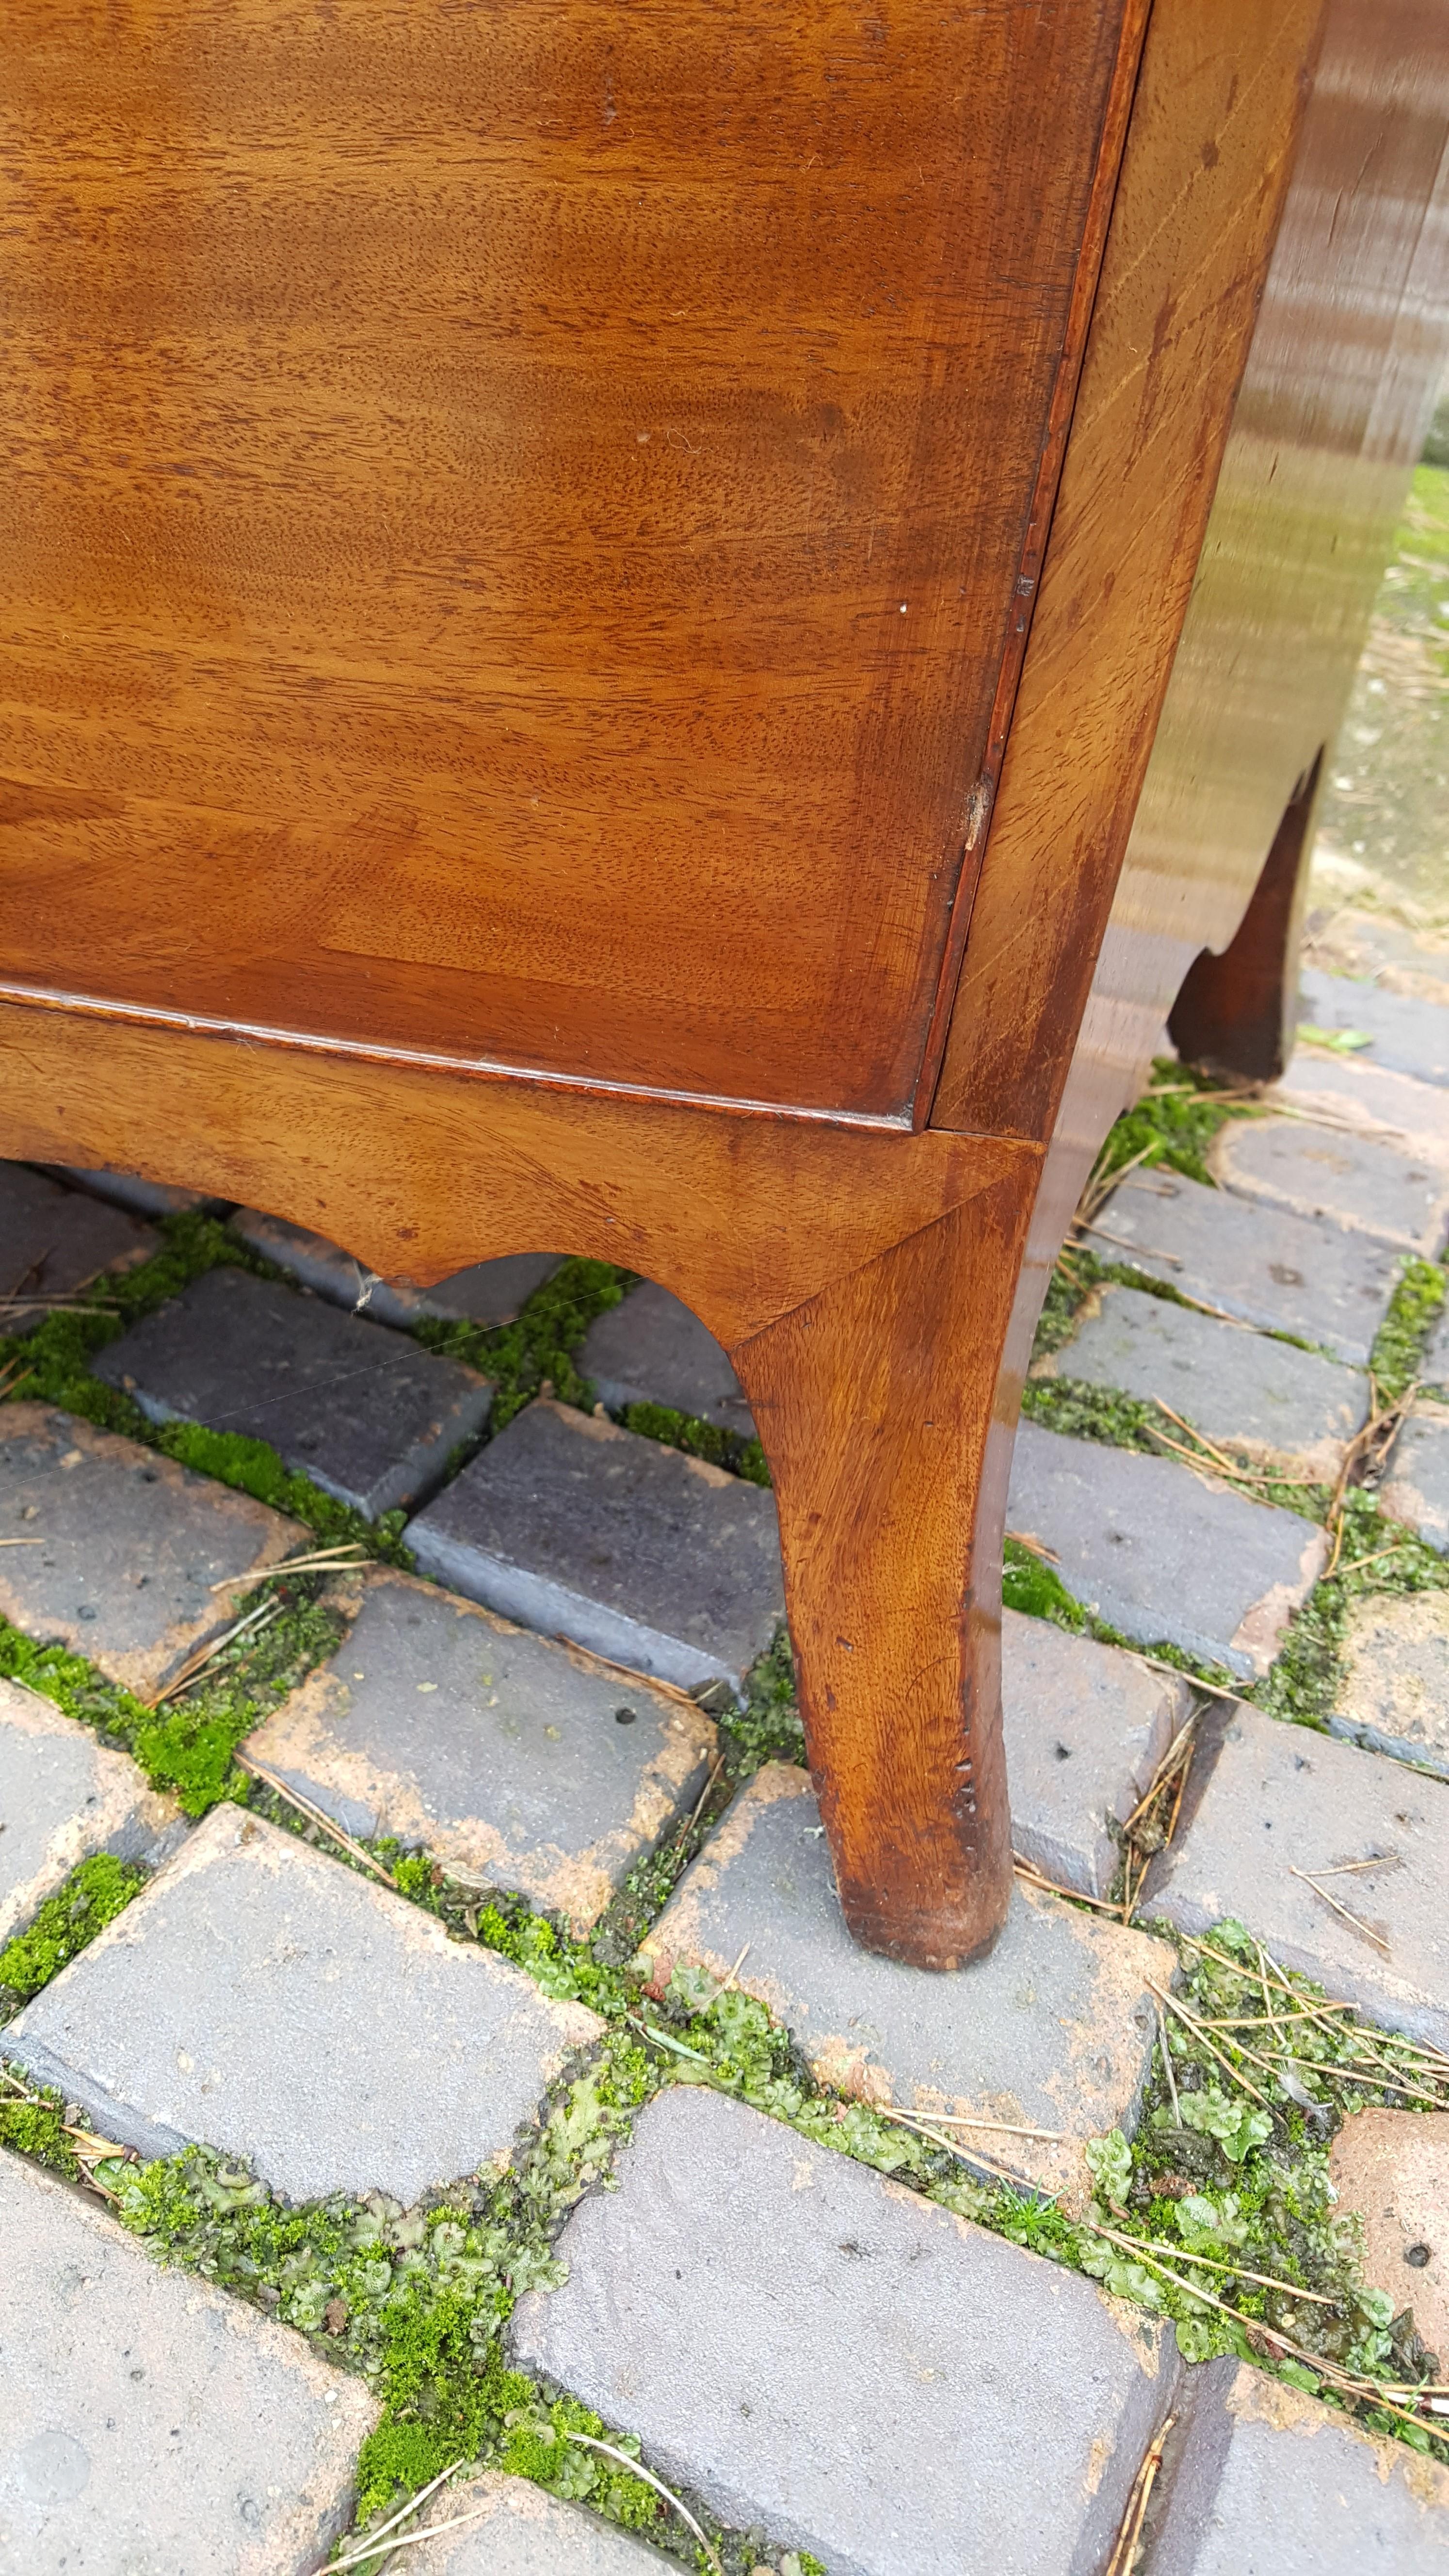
[932,0,1329,1142]
[1082,0,1449,1110]
[734,1189,1025,1965]
[978,0,1449,1489]
[6,0,1445,1968]
[0,0,1138,1122]
[0,995,1037,1965]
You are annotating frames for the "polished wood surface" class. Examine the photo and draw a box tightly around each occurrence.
[931,0,1329,1143]
[3,0,1446,1967]
[0,997,1035,1967]
[1167,756,1323,1083]
[995,0,1449,1411]
[0,0,1141,1123]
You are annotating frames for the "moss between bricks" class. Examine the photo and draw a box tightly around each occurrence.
[0,1646,1441,2500]
[0,1577,348,1816]
[0,1209,412,1563]
[0,1852,145,2017]
[3,1903,1441,2569]
[1088,1055,1266,1193]
[0,2029,841,2571]
[1369,1254,1448,1402]
[2,1139,1444,2499]
[414,1259,774,1485]
[1034,1239,1326,1371]
[3,1211,767,1535]
[1075,1918,1448,2456]
[616,1399,771,1489]
[1251,1486,1449,1735]
[411,1257,631,1431]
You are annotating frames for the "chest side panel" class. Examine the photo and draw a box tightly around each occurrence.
[0,0,1129,1116]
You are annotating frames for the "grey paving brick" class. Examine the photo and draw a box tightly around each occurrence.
[0,1676,175,1948]
[580,1280,755,1437]
[0,1160,155,1330]
[1080,1169,1402,1363]
[407,1400,783,1693]
[1328,2109,1449,2368]
[1275,1047,1449,1168]
[641,1764,1174,2208]
[244,1567,717,1934]
[0,1403,305,1698]
[512,2086,1179,2576]
[230,1207,562,1330]
[1001,1606,1190,1897]
[94,1265,493,1521]
[43,1163,227,1218]
[0,2144,375,2572]
[1304,908,1449,1005]
[1006,1421,1327,1677]
[1209,1114,1449,1255]
[1300,964,1449,1090]
[1147,2355,1449,2574]
[1150,1701,1449,2050]
[401,2474,671,2572]
[1331,1587,1449,1776]
[1417,1290,1449,1395]
[6,1803,599,2201]
[1037,1283,1368,1478]
[1381,1397,1449,1548]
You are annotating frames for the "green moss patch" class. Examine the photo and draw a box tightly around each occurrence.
[1252,1488,1449,1734]
[99,2039,672,2541]
[1020,1377,1161,1452]
[1371,1256,1448,1402]
[1,1210,411,1562]
[411,1258,631,1432]
[1077,1919,1446,2452]
[0,2062,81,2174]
[615,1398,771,1489]
[1089,1057,1263,1194]
[94,2036,809,2567]
[0,1578,349,1817]
[0,1853,145,2015]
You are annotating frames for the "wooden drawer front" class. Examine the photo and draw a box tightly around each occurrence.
[0,0,1133,1118]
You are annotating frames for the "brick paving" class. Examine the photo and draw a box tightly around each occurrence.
[96,1265,495,1521]
[41,1162,228,1218]
[1000,1605,1190,1896]
[514,2087,1179,2576]
[0,2145,376,2570]
[404,2474,672,2570]
[1329,2110,1449,2367]
[1299,962,1449,1087]
[0,1675,173,1944]
[0,1161,157,1328]
[7,1803,600,2200]
[1333,1587,1449,1772]
[0,1401,304,1696]
[1381,1396,1449,1548]
[1036,1281,1369,1477]
[1147,2355,1449,2573]
[579,1279,755,1437]
[642,1764,1175,2209]
[1152,1702,1449,2048]
[1209,1111,1449,1252]
[243,1567,718,1932]
[1007,1420,1327,1674]
[1277,1041,1449,1164]
[2,987,1449,2570]
[230,1205,564,1331]
[1079,1166,1403,1361]
[408,1396,783,1690]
